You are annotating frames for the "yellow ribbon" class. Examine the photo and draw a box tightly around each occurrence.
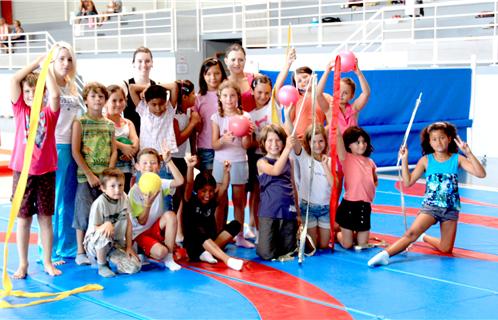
[271,23,293,125]
[0,47,103,308]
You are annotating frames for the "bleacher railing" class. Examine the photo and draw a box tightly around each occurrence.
[200,0,498,66]
[71,8,176,54]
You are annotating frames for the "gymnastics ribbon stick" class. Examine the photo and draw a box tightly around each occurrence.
[298,74,317,264]
[397,92,423,231]
[328,55,341,251]
[0,47,102,308]
[271,23,293,125]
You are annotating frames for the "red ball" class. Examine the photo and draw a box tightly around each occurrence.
[338,50,356,73]
[277,85,300,107]
[229,115,251,137]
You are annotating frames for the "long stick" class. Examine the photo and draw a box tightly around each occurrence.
[298,74,317,264]
[397,92,422,231]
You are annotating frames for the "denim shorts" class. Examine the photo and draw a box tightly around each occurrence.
[197,148,214,172]
[299,200,330,229]
[420,205,459,223]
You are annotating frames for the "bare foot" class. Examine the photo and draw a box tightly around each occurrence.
[52,259,66,266]
[13,265,28,279]
[44,264,62,277]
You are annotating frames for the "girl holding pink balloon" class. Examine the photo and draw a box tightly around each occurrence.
[275,48,327,140]
[211,80,255,248]
[317,52,371,134]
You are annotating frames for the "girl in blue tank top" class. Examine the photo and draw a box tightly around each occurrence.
[369,122,486,267]
[256,124,300,260]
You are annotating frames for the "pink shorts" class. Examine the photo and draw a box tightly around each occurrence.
[135,219,165,257]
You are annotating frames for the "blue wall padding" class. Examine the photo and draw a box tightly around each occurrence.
[261,68,472,167]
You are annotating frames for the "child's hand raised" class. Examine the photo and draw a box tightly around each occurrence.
[285,135,296,150]
[161,139,172,163]
[455,135,471,155]
[286,47,296,67]
[223,160,231,174]
[186,155,198,168]
[399,145,409,161]
[190,111,201,127]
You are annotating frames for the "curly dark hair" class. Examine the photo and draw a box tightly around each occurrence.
[420,121,458,155]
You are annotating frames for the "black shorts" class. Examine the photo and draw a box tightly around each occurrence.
[336,199,371,232]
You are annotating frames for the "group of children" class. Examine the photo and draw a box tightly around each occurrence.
[9,42,486,279]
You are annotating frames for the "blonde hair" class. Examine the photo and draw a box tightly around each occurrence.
[50,41,78,96]
[217,80,242,117]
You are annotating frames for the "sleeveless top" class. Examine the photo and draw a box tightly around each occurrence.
[124,77,156,137]
[422,153,460,210]
[76,114,115,183]
[258,157,296,219]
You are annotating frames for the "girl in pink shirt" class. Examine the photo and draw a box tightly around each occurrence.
[194,57,227,173]
[211,80,255,248]
[335,126,377,249]
[317,59,371,134]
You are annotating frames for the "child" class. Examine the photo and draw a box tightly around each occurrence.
[129,84,178,153]
[194,57,227,173]
[246,75,273,240]
[317,58,370,134]
[211,80,254,248]
[105,85,139,193]
[10,55,61,278]
[256,124,300,260]
[170,80,201,241]
[129,147,184,271]
[83,168,141,277]
[368,122,486,267]
[183,156,244,271]
[336,126,377,249]
[72,82,117,265]
[285,106,334,249]
[274,48,327,141]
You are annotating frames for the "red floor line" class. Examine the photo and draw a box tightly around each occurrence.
[370,232,498,263]
[186,265,352,320]
[0,232,38,244]
[372,204,498,229]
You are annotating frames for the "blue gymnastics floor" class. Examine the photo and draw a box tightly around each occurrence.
[1,177,498,319]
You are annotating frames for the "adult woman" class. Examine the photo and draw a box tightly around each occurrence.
[123,46,156,137]
[46,42,83,262]
[224,43,260,112]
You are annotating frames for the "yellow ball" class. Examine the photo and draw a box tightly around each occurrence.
[138,172,162,195]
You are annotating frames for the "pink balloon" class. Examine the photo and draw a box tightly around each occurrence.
[229,115,251,137]
[338,50,356,73]
[277,85,300,107]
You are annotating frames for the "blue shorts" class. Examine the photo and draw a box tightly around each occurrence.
[420,205,459,223]
[197,148,214,172]
[300,200,330,229]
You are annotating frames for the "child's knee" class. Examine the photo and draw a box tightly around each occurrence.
[161,211,177,225]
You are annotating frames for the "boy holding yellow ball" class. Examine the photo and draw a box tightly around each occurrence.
[128,144,184,271]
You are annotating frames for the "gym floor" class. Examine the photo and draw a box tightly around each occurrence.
[1,162,497,319]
